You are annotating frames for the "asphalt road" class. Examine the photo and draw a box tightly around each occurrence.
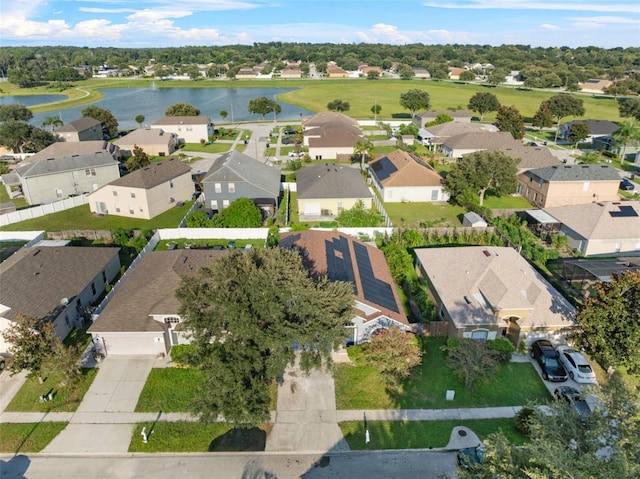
[0,450,457,479]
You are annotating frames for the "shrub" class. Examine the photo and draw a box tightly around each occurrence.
[487,338,515,363]
[170,345,195,367]
[514,406,535,436]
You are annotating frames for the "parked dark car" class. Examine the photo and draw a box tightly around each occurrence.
[531,340,568,381]
[620,178,635,191]
[554,386,591,418]
[284,129,298,135]
[457,445,485,470]
[281,137,294,145]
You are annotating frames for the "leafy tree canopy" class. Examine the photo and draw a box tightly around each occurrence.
[135,114,145,127]
[164,102,201,117]
[176,247,355,425]
[81,105,119,138]
[618,97,640,121]
[569,122,590,145]
[0,120,56,154]
[212,197,262,228]
[444,150,519,206]
[2,314,59,379]
[247,97,281,118]
[327,99,350,112]
[0,104,33,122]
[125,145,150,172]
[495,105,525,139]
[577,270,640,374]
[361,328,422,382]
[540,94,585,142]
[467,92,501,121]
[336,199,383,227]
[399,89,431,114]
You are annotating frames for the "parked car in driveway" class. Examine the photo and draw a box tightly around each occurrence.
[531,339,568,382]
[288,151,304,158]
[620,178,635,191]
[456,445,484,470]
[554,386,592,418]
[284,129,298,135]
[556,346,597,384]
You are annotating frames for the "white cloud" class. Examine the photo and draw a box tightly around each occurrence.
[370,24,412,44]
[78,8,137,14]
[422,1,640,14]
[126,9,193,22]
[539,24,560,30]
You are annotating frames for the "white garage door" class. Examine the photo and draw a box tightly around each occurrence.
[100,333,166,355]
[304,203,321,215]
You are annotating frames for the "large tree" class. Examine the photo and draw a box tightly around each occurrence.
[164,102,200,117]
[361,328,422,383]
[494,105,525,139]
[81,105,119,138]
[326,99,350,112]
[532,102,554,131]
[577,271,640,374]
[247,97,281,119]
[613,120,640,161]
[41,115,63,131]
[212,197,262,228]
[125,145,150,172]
[2,314,58,379]
[0,121,56,154]
[399,89,431,114]
[0,104,33,122]
[444,150,519,206]
[467,92,500,121]
[176,247,355,425]
[540,94,585,142]
[568,122,590,147]
[618,97,640,121]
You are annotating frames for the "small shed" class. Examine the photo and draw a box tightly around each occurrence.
[462,212,488,228]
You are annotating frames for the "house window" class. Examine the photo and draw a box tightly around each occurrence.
[471,329,489,342]
[130,190,136,198]
[112,189,118,196]
[129,206,134,214]
[439,304,445,319]
[215,183,222,193]
[91,282,96,295]
[228,183,235,193]
[115,206,120,212]
[102,271,107,283]
[583,182,590,191]
[538,179,543,187]
[222,199,230,208]
[55,188,63,198]
[85,168,96,176]
[169,180,174,188]
[431,189,439,201]
[164,316,181,329]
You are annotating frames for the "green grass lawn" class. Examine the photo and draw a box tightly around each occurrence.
[182,142,232,153]
[335,337,551,410]
[382,202,466,228]
[135,367,278,413]
[128,422,270,452]
[5,368,97,412]
[339,418,526,450]
[0,201,193,232]
[0,422,68,453]
[483,195,533,209]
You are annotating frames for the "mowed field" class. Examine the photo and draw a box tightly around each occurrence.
[2,77,623,123]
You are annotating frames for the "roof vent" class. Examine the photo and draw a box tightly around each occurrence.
[482,250,491,257]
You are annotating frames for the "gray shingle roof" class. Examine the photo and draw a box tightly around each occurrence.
[0,246,120,322]
[562,120,620,136]
[88,250,226,333]
[109,158,192,189]
[296,163,372,200]
[26,140,112,163]
[16,150,119,178]
[528,164,621,182]
[54,117,101,133]
[202,151,281,197]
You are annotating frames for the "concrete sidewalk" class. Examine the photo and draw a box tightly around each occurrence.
[336,406,522,422]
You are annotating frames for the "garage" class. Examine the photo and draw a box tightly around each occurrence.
[304,202,321,215]
[93,332,167,356]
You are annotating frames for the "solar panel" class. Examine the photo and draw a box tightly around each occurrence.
[609,205,638,217]
[353,242,399,313]
[371,157,398,181]
[324,237,356,287]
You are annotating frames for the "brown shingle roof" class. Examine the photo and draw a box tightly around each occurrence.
[0,246,120,322]
[109,158,192,189]
[26,140,112,163]
[54,117,101,133]
[370,150,444,187]
[151,116,211,126]
[89,249,227,333]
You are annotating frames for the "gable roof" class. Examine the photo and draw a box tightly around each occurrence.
[443,131,516,150]
[202,150,280,197]
[89,250,226,333]
[302,112,359,130]
[307,126,362,148]
[114,128,175,146]
[414,246,576,330]
[415,109,471,119]
[422,122,497,140]
[296,163,372,200]
[279,230,408,326]
[369,150,444,187]
[108,157,191,189]
[561,120,620,136]
[0,246,119,322]
[527,164,621,182]
[543,201,640,240]
[151,116,211,126]
[54,117,101,133]
[16,150,119,178]
[26,140,113,163]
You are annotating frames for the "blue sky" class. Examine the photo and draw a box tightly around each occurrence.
[1,1,638,48]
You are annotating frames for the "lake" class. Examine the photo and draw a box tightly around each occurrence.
[27,87,315,130]
[1,94,66,107]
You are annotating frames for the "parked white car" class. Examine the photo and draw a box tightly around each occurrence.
[556,345,598,384]
[288,151,304,158]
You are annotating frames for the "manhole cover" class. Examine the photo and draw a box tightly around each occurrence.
[458,430,467,437]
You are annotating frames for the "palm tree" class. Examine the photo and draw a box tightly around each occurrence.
[41,115,63,131]
[353,140,374,170]
[613,120,640,162]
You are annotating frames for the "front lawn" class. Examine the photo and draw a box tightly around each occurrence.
[135,367,278,413]
[5,368,97,412]
[339,418,526,450]
[0,201,193,232]
[382,202,466,228]
[181,142,231,153]
[483,195,533,209]
[335,337,551,410]
[0,422,68,453]
[128,422,270,452]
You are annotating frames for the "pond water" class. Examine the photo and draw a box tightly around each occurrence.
[28,87,315,131]
[1,94,66,107]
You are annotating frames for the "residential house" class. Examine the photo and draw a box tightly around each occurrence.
[280,66,302,79]
[296,163,373,219]
[114,128,178,157]
[448,67,467,80]
[411,67,431,79]
[279,230,410,343]
[0,245,120,352]
[3,150,120,205]
[22,140,120,164]
[88,158,193,219]
[504,71,524,85]
[415,246,577,346]
[368,149,449,203]
[417,121,497,148]
[150,116,215,144]
[579,79,613,94]
[543,201,640,257]
[302,112,363,160]
[326,63,348,78]
[519,164,621,208]
[88,249,226,355]
[201,150,281,214]
[236,67,258,79]
[558,120,620,143]
[358,65,382,77]
[54,117,104,142]
[413,109,472,129]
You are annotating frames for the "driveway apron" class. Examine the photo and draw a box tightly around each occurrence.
[42,355,155,454]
